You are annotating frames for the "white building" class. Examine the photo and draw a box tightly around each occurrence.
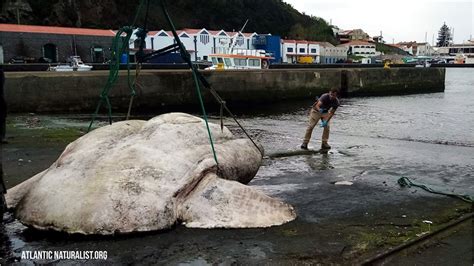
[281,40,297,63]
[130,28,259,62]
[338,40,377,58]
[394,42,436,56]
[416,43,436,56]
[319,42,348,63]
[281,39,320,63]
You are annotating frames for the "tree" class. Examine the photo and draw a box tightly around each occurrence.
[436,22,452,47]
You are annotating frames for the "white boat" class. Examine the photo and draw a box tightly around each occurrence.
[48,56,93,71]
[207,49,273,70]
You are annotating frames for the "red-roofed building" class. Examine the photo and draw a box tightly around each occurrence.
[0,23,115,63]
[281,39,322,63]
[394,41,435,56]
[337,29,370,44]
[135,28,262,62]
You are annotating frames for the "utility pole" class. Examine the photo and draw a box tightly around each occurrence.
[72,35,77,56]
[16,8,20,24]
[451,28,455,45]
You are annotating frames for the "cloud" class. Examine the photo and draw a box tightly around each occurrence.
[283,0,473,44]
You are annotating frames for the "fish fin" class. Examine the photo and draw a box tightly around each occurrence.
[178,173,296,228]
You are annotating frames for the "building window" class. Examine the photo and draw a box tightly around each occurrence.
[354,46,360,48]
[200,32,210,44]
[311,48,317,53]
[299,48,305,53]
[236,35,244,46]
[224,58,232,67]
[287,47,293,53]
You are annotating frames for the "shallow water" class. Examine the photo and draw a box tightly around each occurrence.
[231,68,474,196]
[1,68,473,264]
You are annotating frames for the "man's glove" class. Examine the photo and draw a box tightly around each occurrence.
[320,120,328,127]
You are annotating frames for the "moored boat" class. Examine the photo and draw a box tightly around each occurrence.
[207,49,273,70]
[48,56,93,71]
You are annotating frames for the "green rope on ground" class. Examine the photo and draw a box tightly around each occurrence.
[398,176,474,204]
[87,0,145,132]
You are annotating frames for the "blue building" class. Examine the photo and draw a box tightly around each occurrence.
[253,35,281,64]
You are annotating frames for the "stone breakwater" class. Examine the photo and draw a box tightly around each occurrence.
[4,68,445,113]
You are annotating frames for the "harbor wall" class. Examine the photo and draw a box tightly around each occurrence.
[4,68,445,113]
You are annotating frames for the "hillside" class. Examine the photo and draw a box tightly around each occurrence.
[0,0,337,43]
[376,43,409,55]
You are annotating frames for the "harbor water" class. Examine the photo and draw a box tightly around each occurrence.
[1,68,472,264]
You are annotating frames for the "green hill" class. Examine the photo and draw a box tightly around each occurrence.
[376,43,409,55]
[0,0,337,44]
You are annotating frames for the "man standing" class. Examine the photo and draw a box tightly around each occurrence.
[301,87,340,150]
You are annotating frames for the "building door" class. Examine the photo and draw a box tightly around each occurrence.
[91,46,104,63]
[0,45,3,64]
[43,43,58,63]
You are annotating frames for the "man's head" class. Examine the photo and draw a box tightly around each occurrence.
[328,87,339,100]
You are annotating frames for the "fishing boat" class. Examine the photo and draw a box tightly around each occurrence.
[48,56,93,71]
[207,49,273,70]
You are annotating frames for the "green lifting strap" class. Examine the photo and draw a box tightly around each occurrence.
[398,176,474,204]
[87,0,146,132]
[159,0,219,166]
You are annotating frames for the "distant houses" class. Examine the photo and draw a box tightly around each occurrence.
[0,23,349,65]
[5,23,464,66]
[393,41,436,56]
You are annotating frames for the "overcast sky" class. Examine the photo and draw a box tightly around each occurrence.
[282,0,473,44]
